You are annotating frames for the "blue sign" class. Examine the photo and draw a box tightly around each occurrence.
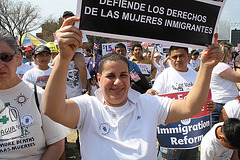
[157,115,211,149]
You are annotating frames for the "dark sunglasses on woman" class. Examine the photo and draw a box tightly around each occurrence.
[0,52,15,62]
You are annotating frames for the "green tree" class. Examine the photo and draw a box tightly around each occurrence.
[42,17,63,42]
[0,0,41,46]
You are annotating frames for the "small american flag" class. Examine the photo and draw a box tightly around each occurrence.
[93,38,99,50]
[93,38,99,62]
[130,70,141,82]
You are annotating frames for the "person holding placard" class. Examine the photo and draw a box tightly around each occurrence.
[115,43,150,93]
[146,46,215,160]
[149,45,164,81]
[43,16,222,160]
[115,43,142,73]
[130,44,157,83]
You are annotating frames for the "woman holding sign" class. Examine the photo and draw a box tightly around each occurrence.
[43,16,222,159]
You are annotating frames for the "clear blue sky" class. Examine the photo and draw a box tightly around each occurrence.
[21,0,240,34]
[220,0,240,25]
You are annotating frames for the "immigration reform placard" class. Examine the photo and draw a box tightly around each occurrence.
[157,90,212,149]
[76,0,226,49]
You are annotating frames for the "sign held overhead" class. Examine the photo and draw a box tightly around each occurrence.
[76,0,226,49]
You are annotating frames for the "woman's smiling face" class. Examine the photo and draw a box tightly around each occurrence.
[97,59,130,107]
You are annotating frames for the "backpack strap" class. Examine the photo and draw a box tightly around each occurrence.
[34,84,40,112]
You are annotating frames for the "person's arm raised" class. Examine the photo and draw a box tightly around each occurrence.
[43,16,82,128]
[165,34,223,124]
[150,45,157,61]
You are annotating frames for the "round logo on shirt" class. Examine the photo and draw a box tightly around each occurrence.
[181,118,191,125]
[21,114,34,126]
[99,123,110,135]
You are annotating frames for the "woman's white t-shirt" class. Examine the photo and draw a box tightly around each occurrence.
[210,62,239,103]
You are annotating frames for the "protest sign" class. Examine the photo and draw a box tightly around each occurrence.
[137,64,151,75]
[157,90,212,149]
[76,0,226,49]
[102,42,128,55]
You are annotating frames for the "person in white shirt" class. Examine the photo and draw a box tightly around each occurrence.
[190,50,201,72]
[210,41,240,126]
[43,16,222,160]
[66,59,91,99]
[219,99,240,159]
[146,46,215,160]
[220,99,240,121]
[89,75,99,96]
[149,45,164,82]
[200,118,240,160]
[0,29,70,160]
[16,47,33,78]
[23,45,53,89]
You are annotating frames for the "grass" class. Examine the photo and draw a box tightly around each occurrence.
[65,129,81,159]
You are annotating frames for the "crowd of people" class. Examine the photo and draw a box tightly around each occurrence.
[1,10,240,160]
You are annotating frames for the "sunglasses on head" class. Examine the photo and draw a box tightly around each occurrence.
[0,53,15,62]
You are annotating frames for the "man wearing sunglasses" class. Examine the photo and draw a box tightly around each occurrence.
[0,30,70,159]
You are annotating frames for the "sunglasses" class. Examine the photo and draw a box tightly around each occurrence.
[0,53,15,62]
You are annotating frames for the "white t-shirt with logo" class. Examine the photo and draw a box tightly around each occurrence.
[210,62,239,103]
[25,61,37,68]
[16,63,33,78]
[201,122,233,160]
[152,66,197,154]
[152,67,197,94]
[153,61,164,80]
[71,88,173,160]
[0,81,70,160]
[190,58,201,69]
[223,99,240,119]
[22,67,53,89]
[66,61,91,98]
